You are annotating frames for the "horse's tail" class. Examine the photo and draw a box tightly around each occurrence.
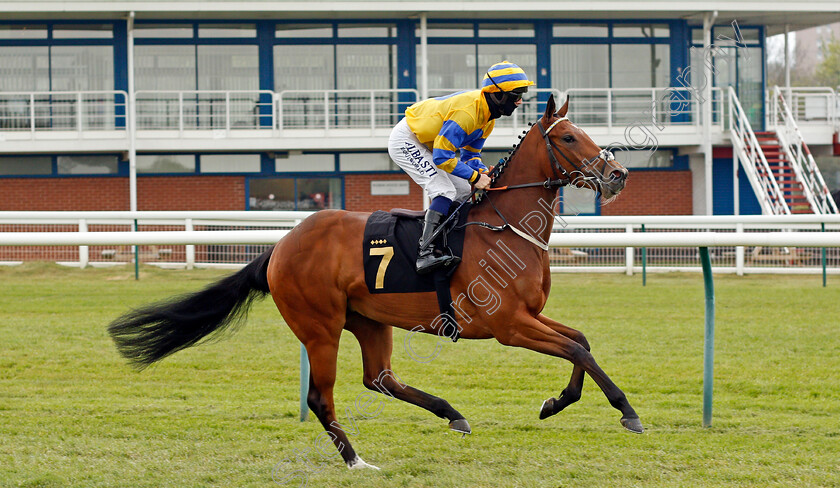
[108,247,274,370]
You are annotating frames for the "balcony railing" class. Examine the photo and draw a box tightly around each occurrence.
[0,91,128,132]
[1,87,837,144]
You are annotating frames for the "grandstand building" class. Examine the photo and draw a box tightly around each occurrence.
[1,1,838,216]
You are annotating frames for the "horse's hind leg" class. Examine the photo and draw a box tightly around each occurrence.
[297,331,378,470]
[345,313,471,434]
[536,314,587,420]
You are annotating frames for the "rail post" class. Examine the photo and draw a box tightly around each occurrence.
[699,247,715,427]
[300,344,310,421]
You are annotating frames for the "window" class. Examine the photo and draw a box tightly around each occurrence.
[611,44,670,88]
[276,24,333,38]
[420,24,473,38]
[338,24,396,38]
[53,24,113,39]
[249,177,342,210]
[553,24,608,38]
[57,155,119,174]
[478,24,534,38]
[0,25,47,39]
[613,24,669,38]
[560,186,596,215]
[0,156,52,175]
[198,24,256,38]
[339,152,397,172]
[135,24,193,38]
[551,44,609,89]
[275,153,335,172]
[137,155,196,173]
[612,149,673,168]
[200,154,261,173]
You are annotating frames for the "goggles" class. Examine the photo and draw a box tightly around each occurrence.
[486,72,528,101]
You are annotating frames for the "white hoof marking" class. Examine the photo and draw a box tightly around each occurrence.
[347,456,381,471]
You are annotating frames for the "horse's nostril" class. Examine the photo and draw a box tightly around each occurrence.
[610,170,625,181]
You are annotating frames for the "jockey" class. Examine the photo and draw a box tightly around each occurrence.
[388,60,534,274]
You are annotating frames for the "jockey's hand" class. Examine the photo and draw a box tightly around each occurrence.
[474,173,491,190]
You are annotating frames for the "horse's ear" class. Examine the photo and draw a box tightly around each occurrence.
[541,94,556,125]
[557,96,570,118]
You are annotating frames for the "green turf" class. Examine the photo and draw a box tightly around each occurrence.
[1,263,838,487]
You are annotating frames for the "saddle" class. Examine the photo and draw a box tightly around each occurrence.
[362,204,471,341]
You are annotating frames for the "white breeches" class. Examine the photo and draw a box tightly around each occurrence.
[388,118,472,202]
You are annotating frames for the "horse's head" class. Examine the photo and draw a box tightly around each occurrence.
[535,95,628,202]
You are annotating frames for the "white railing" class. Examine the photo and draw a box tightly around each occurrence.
[0,91,128,133]
[562,87,725,130]
[276,89,420,133]
[771,86,839,215]
[729,86,790,215]
[134,90,275,132]
[2,212,840,275]
[770,86,838,129]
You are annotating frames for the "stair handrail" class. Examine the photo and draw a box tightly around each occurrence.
[772,86,839,214]
[728,86,790,215]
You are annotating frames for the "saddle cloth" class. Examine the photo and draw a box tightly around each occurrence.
[362,204,470,295]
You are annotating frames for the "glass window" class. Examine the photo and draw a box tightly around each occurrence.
[560,186,596,215]
[339,152,398,171]
[276,24,332,38]
[553,24,608,37]
[336,44,397,91]
[53,24,113,39]
[551,44,609,89]
[135,24,193,38]
[612,149,673,168]
[249,177,342,210]
[613,24,670,38]
[57,155,118,174]
[691,28,705,44]
[420,24,473,38]
[0,156,52,175]
[197,45,258,91]
[134,45,196,91]
[200,154,261,173]
[337,24,395,38]
[611,44,670,88]
[50,46,114,91]
[0,46,50,92]
[274,45,335,91]
[478,24,534,38]
[275,153,335,172]
[0,25,47,39]
[422,44,476,93]
[137,155,196,173]
[198,24,256,38]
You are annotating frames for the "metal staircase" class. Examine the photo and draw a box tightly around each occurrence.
[729,86,838,215]
[770,86,839,214]
[728,86,790,215]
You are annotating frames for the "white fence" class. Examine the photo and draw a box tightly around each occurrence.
[1,212,839,274]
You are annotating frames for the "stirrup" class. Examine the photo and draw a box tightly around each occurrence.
[416,249,452,274]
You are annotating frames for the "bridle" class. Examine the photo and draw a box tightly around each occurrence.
[467,115,618,250]
[426,114,619,252]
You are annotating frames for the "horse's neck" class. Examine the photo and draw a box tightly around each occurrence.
[470,180,558,252]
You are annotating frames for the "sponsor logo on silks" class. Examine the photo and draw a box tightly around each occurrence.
[402,142,436,177]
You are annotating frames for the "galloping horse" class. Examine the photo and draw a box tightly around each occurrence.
[109,95,642,471]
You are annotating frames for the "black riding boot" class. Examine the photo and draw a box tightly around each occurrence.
[416,209,453,274]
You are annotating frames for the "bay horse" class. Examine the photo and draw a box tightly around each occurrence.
[108,95,642,471]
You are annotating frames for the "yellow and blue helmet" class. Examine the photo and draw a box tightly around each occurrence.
[481,61,535,93]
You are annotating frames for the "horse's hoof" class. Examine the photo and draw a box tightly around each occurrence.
[539,398,555,420]
[347,455,381,470]
[449,418,471,435]
[620,416,644,434]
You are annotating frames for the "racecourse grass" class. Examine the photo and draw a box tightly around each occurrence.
[1,263,839,488]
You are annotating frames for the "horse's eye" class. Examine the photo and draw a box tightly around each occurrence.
[562,135,575,143]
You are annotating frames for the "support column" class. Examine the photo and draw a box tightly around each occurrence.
[702,12,718,216]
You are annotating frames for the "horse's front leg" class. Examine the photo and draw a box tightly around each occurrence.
[535,314,588,420]
[498,314,643,433]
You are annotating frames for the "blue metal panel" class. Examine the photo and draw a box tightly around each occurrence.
[257,21,274,128]
[713,157,761,215]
